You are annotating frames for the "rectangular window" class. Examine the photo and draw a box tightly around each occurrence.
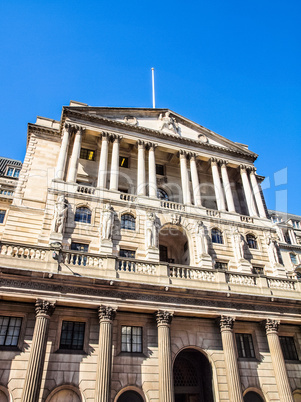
[6,168,14,177]
[59,321,85,350]
[119,156,129,168]
[120,249,135,258]
[0,316,22,346]
[159,245,168,262]
[214,261,228,270]
[0,210,6,224]
[156,164,164,176]
[280,336,299,360]
[13,169,20,178]
[71,243,89,252]
[80,148,95,161]
[121,326,142,353]
[235,333,255,358]
[252,266,264,275]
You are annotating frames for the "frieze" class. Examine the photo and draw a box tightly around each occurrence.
[206,209,221,218]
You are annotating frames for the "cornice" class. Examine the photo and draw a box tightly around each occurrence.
[63,108,257,162]
[28,123,60,136]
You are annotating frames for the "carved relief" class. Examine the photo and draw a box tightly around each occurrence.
[158,112,179,134]
[265,318,280,334]
[124,116,138,126]
[98,305,117,322]
[219,315,235,331]
[170,214,181,225]
[156,310,173,326]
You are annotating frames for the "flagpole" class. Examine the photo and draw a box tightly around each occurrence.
[151,68,155,108]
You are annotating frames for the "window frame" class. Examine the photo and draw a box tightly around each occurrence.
[5,166,20,178]
[246,234,258,249]
[211,228,223,244]
[74,206,92,224]
[119,155,129,168]
[234,326,260,361]
[119,249,136,259]
[155,164,165,176]
[121,214,136,231]
[80,148,96,161]
[279,335,299,361]
[214,261,228,270]
[289,253,298,266]
[55,315,90,354]
[0,312,27,351]
[121,325,143,353]
[235,333,256,359]
[0,209,6,224]
[117,314,148,356]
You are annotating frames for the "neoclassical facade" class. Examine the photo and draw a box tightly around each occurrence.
[0,100,300,402]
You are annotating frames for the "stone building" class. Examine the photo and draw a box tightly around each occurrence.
[0,100,300,402]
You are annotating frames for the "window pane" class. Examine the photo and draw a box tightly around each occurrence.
[59,321,85,350]
[13,169,20,178]
[236,333,255,358]
[121,214,135,231]
[75,207,91,224]
[280,336,299,360]
[6,168,13,177]
[0,316,22,346]
[121,326,142,353]
[0,210,6,224]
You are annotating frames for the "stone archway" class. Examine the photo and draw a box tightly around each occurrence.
[173,348,214,402]
[159,224,190,265]
[47,388,81,402]
[116,390,144,402]
[243,391,264,402]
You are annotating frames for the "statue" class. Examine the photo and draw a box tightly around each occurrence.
[266,235,279,265]
[52,195,67,234]
[195,221,209,256]
[232,229,245,261]
[101,203,114,240]
[158,112,179,134]
[145,212,157,248]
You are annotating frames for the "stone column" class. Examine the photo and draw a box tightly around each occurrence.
[95,306,117,402]
[249,168,266,218]
[97,133,109,188]
[219,316,243,402]
[220,161,236,213]
[190,153,202,206]
[265,319,294,402]
[137,140,146,196]
[211,158,226,211]
[179,150,191,205]
[148,143,157,198]
[240,165,257,217]
[156,311,174,402]
[55,123,71,180]
[67,126,84,183]
[109,135,121,191]
[21,299,56,402]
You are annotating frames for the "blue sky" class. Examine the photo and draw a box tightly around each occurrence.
[1,0,300,214]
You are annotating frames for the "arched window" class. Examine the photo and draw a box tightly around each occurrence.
[157,188,169,200]
[75,207,91,224]
[117,391,143,402]
[290,253,298,265]
[212,228,223,244]
[121,214,135,231]
[247,234,257,249]
[243,391,264,402]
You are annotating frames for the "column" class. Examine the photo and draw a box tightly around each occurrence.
[240,165,257,217]
[249,169,267,218]
[220,161,236,213]
[265,319,294,402]
[219,316,243,402]
[109,135,121,191]
[156,311,174,402]
[21,299,56,402]
[97,133,109,188]
[95,305,117,402]
[137,140,146,196]
[67,126,84,183]
[190,154,202,206]
[55,123,71,180]
[179,150,191,205]
[211,158,226,211]
[148,143,157,198]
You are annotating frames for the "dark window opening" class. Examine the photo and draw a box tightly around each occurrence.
[0,210,6,224]
[0,316,22,346]
[59,321,85,350]
[235,333,255,358]
[246,234,257,249]
[212,228,223,244]
[279,336,299,360]
[156,164,164,175]
[159,245,168,262]
[119,156,129,168]
[121,326,142,353]
[120,249,135,259]
[215,261,228,270]
[75,207,91,224]
[80,148,95,161]
[157,188,169,200]
[121,214,135,230]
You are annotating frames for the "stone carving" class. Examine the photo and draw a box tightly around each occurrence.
[170,213,181,225]
[219,315,235,331]
[158,112,179,134]
[145,212,157,249]
[156,310,173,326]
[198,134,208,143]
[98,305,117,322]
[266,235,279,266]
[124,116,138,126]
[35,299,56,317]
[232,228,245,262]
[195,221,209,256]
[265,318,280,334]
[52,195,68,234]
[101,203,114,240]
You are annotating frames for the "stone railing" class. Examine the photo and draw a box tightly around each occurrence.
[77,185,95,195]
[226,273,256,286]
[117,258,157,275]
[120,192,136,202]
[0,244,47,260]
[160,200,185,211]
[62,251,103,268]
[169,265,216,281]
[267,278,296,291]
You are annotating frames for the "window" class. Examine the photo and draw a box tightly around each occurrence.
[252,266,264,275]
[71,243,88,252]
[246,234,257,249]
[157,188,169,200]
[159,245,168,262]
[80,148,95,161]
[117,391,144,402]
[280,336,299,360]
[121,326,142,353]
[235,333,255,358]
[211,228,223,244]
[6,167,20,178]
[0,316,22,346]
[0,190,13,196]
[59,321,85,350]
[120,249,135,258]
[119,156,129,168]
[0,210,6,224]
[244,392,264,402]
[121,214,135,230]
[284,232,291,244]
[215,261,228,270]
[75,207,91,224]
[156,164,165,175]
[13,169,20,178]
[71,243,88,265]
[290,253,298,265]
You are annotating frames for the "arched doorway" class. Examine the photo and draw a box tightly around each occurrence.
[243,391,264,402]
[173,348,214,402]
[117,390,144,402]
[159,225,190,265]
[47,389,81,402]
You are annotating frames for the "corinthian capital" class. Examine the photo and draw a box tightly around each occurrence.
[265,319,280,334]
[219,315,235,331]
[35,299,56,317]
[156,310,173,326]
[98,305,117,322]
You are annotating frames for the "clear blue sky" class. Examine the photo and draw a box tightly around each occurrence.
[1,0,300,215]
